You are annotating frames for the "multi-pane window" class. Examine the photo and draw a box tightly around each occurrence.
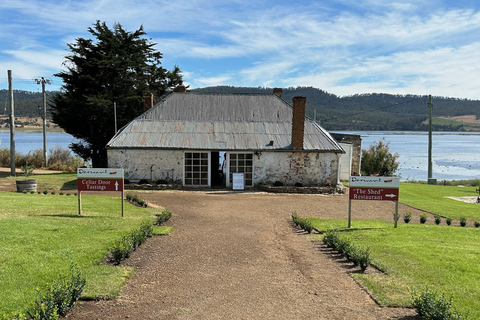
[229,153,253,187]
[184,152,209,186]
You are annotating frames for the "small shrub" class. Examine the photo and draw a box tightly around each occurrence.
[434,214,442,225]
[420,212,427,224]
[22,189,27,194]
[28,262,85,319]
[30,190,35,194]
[294,182,303,187]
[66,193,71,196]
[323,229,339,248]
[109,220,153,265]
[273,180,284,186]
[43,190,48,195]
[356,247,371,272]
[51,191,55,195]
[446,217,453,226]
[291,211,300,226]
[403,212,412,223]
[138,179,150,185]
[298,218,313,234]
[156,179,169,184]
[156,209,172,225]
[410,286,463,320]
[474,220,480,228]
[459,216,467,227]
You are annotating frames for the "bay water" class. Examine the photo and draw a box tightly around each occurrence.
[1,131,479,181]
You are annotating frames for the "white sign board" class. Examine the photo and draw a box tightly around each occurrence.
[349,176,399,188]
[232,173,244,190]
[77,168,124,178]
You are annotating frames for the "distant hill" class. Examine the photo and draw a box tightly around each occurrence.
[192,86,480,131]
[0,90,55,118]
[2,87,479,131]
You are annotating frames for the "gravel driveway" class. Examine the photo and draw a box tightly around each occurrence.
[66,190,419,319]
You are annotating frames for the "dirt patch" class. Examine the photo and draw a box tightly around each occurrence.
[66,191,419,319]
[438,115,480,124]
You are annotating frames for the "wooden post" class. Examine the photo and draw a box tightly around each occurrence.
[78,191,82,215]
[8,70,15,176]
[394,201,399,228]
[121,189,124,217]
[348,198,352,228]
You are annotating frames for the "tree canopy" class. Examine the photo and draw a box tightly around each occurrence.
[361,138,399,176]
[51,21,183,167]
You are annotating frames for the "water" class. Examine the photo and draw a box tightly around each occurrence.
[1,131,479,181]
[345,131,480,181]
[0,132,77,155]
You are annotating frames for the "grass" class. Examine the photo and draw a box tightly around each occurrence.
[309,219,480,317]
[0,191,166,314]
[3,172,78,191]
[400,182,480,220]
[431,117,480,130]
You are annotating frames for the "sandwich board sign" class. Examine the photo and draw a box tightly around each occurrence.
[232,173,244,190]
[348,176,400,228]
[77,168,124,216]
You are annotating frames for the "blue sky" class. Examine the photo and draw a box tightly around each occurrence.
[1,0,480,99]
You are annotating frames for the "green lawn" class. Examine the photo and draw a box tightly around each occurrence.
[308,219,480,317]
[400,182,480,220]
[304,181,480,317]
[0,191,165,314]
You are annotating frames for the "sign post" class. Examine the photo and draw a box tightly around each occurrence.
[77,168,125,216]
[348,176,400,228]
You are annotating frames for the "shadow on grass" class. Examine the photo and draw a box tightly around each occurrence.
[38,214,93,219]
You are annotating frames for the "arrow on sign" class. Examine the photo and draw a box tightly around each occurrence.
[115,181,119,191]
[385,194,397,198]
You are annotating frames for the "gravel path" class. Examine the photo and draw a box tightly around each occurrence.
[66,191,419,319]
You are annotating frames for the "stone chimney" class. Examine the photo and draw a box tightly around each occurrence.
[143,93,153,112]
[273,88,283,97]
[291,96,306,150]
[174,85,186,93]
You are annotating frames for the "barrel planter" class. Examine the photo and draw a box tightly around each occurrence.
[16,179,37,193]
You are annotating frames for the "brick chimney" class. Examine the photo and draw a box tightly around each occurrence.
[291,96,306,150]
[143,93,153,112]
[273,88,283,97]
[174,85,186,93]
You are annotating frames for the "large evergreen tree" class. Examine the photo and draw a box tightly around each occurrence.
[51,21,183,167]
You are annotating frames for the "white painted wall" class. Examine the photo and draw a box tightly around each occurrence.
[107,149,184,182]
[108,149,340,186]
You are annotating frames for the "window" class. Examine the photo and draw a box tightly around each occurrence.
[229,153,253,187]
[184,152,209,186]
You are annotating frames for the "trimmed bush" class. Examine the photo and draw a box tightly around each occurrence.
[410,286,463,320]
[273,180,284,186]
[434,214,442,225]
[474,220,480,228]
[156,209,172,225]
[420,212,427,224]
[109,220,153,265]
[403,212,412,223]
[322,229,371,272]
[459,216,467,227]
[27,262,86,319]
[446,217,453,226]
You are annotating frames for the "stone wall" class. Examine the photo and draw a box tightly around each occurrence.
[108,149,340,186]
[107,149,184,182]
[253,151,339,186]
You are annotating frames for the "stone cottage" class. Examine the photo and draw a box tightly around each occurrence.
[106,88,345,188]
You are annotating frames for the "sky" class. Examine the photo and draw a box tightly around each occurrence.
[1,0,480,99]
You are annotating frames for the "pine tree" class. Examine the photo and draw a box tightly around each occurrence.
[51,21,183,167]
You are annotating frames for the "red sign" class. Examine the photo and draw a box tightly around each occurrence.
[77,178,124,192]
[349,187,399,201]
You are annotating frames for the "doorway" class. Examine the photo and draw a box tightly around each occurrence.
[211,151,227,188]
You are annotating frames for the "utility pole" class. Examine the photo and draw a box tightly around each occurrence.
[427,95,435,184]
[8,70,15,176]
[34,77,51,167]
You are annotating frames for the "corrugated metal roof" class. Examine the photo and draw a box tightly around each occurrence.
[107,92,344,152]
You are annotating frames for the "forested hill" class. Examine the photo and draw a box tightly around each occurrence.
[2,87,480,131]
[0,90,55,118]
[192,86,480,131]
